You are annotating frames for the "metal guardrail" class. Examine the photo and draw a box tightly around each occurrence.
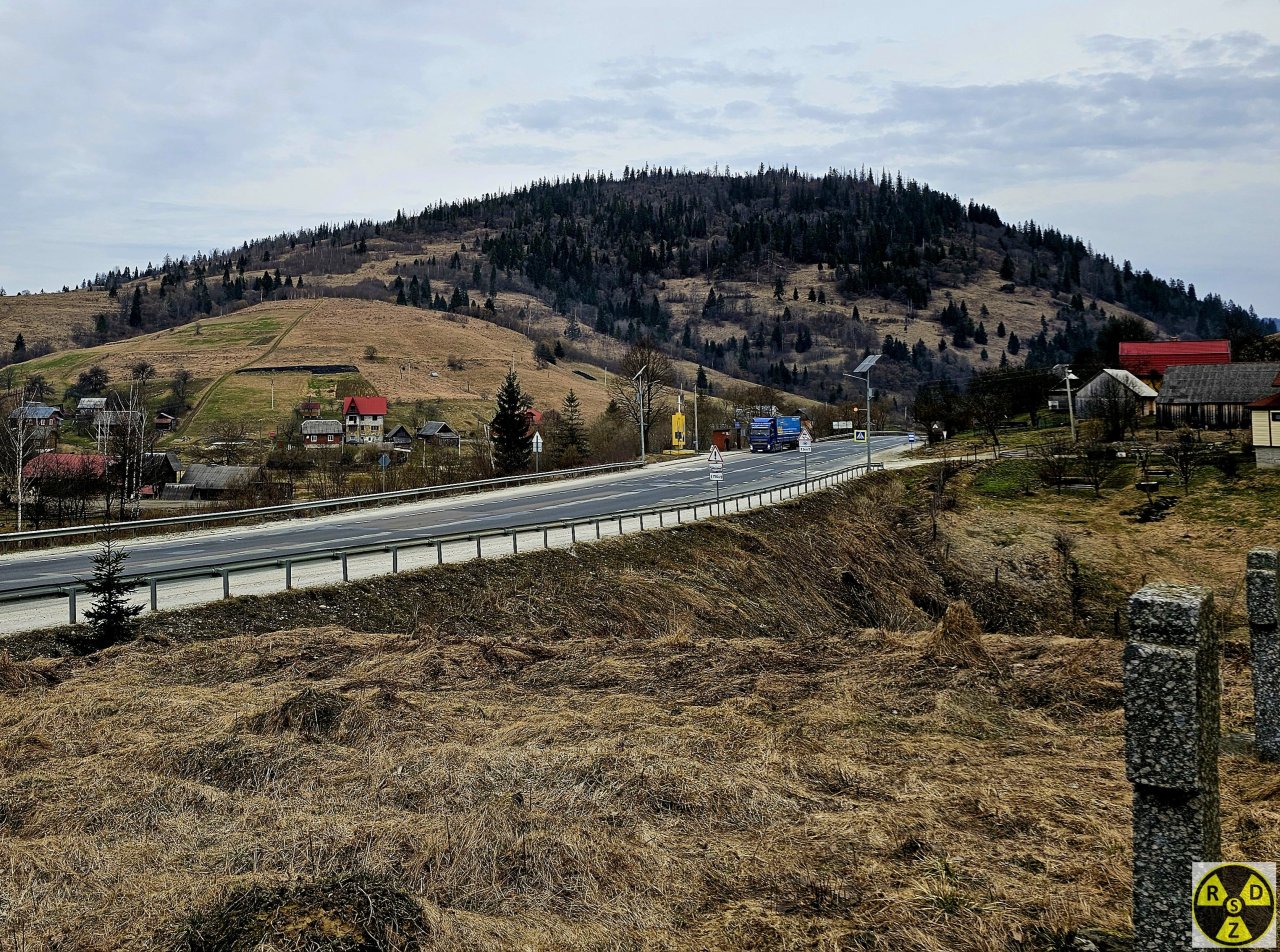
[0,460,644,548]
[0,458,888,627]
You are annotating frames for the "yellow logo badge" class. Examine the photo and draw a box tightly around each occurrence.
[1193,863,1277,948]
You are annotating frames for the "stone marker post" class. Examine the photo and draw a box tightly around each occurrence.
[1247,548,1280,762]
[1124,584,1221,952]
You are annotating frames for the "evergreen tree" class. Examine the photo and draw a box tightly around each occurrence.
[553,389,590,465]
[491,370,533,475]
[996,320,1006,338]
[974,322,988,345]
[82,529,143,650]
[128,287,142,327]
[696,364,709,390]
[999,255,1015,280]
[12,333,24,355]
[1008,332,1021,355]
[773,277,784,300]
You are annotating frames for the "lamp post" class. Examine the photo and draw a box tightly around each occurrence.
[633,364,648,464]
[843,354,881,470]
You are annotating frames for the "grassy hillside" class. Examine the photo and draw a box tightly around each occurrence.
[3,463,1278,949]
[13,298,776,441]
[0,289,111,353]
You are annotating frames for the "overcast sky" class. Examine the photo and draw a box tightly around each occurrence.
[1,0,1277,316]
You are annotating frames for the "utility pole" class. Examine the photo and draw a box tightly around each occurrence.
[693,386,700,452]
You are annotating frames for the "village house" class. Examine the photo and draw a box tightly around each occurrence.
[22,452,109,484]
[153,411,178,433]
[9,402,63,436]
[1251,391,1280,469]
[1119,339,1231,389]
[298,398,322,419]
[1155,363,1280,429]
[341,396,387,444]
[75,396,106,421]
[141,452,182,495]
[173,463,262,501]
[301,418,343,448]
[1074,369,1158,419]
[416,420,461,449]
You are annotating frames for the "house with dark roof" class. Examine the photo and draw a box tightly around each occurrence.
[142,452,182,492]
[153,411,178,432]
[1120,339,1231,388]
[75,397,107,420]
[384,424,414,450]
[415,420,461,448]
[176,463,261,500]
[1155,363,1280,429]
[301,418,343,448]
[9,402,63,447]
[1251,391,1280,469]
[341,395,387,443]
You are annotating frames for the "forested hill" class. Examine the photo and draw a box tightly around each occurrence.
[72,166,1271,403]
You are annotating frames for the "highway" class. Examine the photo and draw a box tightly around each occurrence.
[0,435,908,596]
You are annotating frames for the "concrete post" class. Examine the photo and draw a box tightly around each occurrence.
[390,547,399,573]
[1246,548,1280,761]
[1124,584,1221,952]
[67,586,77,624]
[221,570,230,600]
[284,560,293,589]
[149,578,158,612]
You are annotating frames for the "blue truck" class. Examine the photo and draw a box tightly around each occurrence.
[749,415,804,452]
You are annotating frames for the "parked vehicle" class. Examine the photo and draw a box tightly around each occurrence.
[749,415,804,452]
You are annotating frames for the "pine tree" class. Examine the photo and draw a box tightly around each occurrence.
[12,333,24,355]
[553,389,590,466]
[128,287,142,327]
[1008,332,1021,355]
[996,321,1006,338]
[82,529,143,650]
[696,364,709,390]
[491,370,533,475]
[999,255,1015,280]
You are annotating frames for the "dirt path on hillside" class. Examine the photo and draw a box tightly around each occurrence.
[176,304,316,435]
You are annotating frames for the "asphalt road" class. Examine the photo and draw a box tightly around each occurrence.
[0,436,907,594]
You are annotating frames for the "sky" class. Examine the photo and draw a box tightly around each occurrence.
[1,0,1277,317]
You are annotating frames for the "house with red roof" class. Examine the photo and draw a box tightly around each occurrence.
[341,395,388,443]
[22,452,109,482]
[1119,339,1231,388]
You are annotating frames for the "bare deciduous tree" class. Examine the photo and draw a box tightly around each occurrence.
[606,338,675,453]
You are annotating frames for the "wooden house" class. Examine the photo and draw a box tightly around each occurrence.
[415,421,461,448]
[301,418,343,448]
[1155,363,1280,429]
[1251,391,1280,469]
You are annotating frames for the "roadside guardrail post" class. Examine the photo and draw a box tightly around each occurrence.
[475,536,482,559]
[340,553,349,582]
[221,570,230,599]
[595,520,601,539]
[617,516,623,535]
[511,530,519,554]
[542,527,549,548]
[67,586,77,624]
[284,560,293,589]
[149,578,158,612]
[390,546,399,573]
[435,542,443,566]
[569,523,577,544]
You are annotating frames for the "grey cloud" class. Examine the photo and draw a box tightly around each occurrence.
[596,55,795,91]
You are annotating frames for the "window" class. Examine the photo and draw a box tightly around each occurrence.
[1272,411,1280,423]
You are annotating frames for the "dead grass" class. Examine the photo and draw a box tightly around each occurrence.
[0,472,1275,949]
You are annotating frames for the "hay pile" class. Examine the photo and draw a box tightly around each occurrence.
[1,472,1276,949]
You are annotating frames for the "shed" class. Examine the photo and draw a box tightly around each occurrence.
[142,452,182,488]
[76,397,107,419]
[153,411,178,432]
[416,421,461,448]
[384,424,414,448]
[1155,363,1280,429]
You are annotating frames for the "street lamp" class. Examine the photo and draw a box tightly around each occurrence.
[843,354,881,470]
[633,364,648,464]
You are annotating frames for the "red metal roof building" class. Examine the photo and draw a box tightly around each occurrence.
[1119,339,1231,381]
[22,453,109,480]
[341,396,388,417]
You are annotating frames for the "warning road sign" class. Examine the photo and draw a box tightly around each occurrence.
[854,429,867,443]
[1193,862,1276,947]
[708,446,724,466]
[799,432,812,454]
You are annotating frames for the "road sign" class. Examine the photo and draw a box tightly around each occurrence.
[908,432,917,444]
[532,432,544,453]
[854,429,867,443]
[799,432,812,454]
[832,421,854,431]
[709,470,723,481]
[708,446,724,466]
[378,453,390,469]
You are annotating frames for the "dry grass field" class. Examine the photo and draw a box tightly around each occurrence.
[2,467,1277,950]
[0,290,113,352]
